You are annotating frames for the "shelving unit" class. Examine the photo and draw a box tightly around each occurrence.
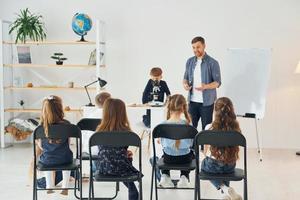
[4,108,82,113]
[3,63,105,68]
[4,86,97,91]
[0,19,106,148]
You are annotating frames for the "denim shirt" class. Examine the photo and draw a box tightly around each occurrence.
[183,53,221,106]
[161,119,193,156]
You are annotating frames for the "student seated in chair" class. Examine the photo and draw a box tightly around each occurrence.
[142,67,171,127]
[95,98,139,200]
[202,97,242,200]
[157,94,194,188]
[37,95,73,196]
[82,92,111,157]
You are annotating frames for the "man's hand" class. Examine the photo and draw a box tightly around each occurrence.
[195,83,207,91]
[183,83,192,91]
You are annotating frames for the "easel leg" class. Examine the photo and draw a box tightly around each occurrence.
[255,117,263,162]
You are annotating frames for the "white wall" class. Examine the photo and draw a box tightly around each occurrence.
[1,0,300,149]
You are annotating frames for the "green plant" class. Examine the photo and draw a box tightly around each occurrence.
[51,53,67,64]
[9,8,47,43]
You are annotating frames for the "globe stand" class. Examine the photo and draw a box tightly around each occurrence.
[78,35,87,42]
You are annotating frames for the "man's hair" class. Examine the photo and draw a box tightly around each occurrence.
[191,36,205,44]
[150,67,163,77]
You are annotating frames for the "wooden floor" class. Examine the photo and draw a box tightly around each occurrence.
[0,144,299,200]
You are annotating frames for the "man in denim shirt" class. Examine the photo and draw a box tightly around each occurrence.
[183,36,221,130]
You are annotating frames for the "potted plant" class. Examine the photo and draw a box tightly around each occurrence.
[9,8,47,43]
[51,53,67,65]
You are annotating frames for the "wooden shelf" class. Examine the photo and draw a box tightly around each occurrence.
[2,40,105,45]
[3,64,106,68]
[4,108,82,113]
[4,86,97,91]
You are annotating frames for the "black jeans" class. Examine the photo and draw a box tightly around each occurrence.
[188,101,214,130]
[123,182,139,200]
[161,152,194,179]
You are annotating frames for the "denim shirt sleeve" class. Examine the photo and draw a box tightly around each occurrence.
[212,60,221,87]
[183,59,190,81]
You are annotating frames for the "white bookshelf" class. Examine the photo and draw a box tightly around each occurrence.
[0,19,106,148]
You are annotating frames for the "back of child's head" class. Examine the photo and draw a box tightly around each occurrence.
[41,95,64,137]
[96,98,131,132]
[150,67,162,77]
[166,94,191,124]
[211,97,240,132]
[166,94,191,150]
[210,97,241,164]
[95,92,111,108]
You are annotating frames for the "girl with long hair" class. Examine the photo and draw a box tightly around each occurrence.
[95,98,139,200]
[158,94,194,188]
[202,97,242,200]
[37,95,73,195]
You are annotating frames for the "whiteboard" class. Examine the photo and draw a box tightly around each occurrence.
[221,48,272,119]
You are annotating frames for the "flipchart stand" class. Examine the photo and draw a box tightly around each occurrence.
[238,113,263,162]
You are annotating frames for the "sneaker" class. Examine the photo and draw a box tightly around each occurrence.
[220,187,231,200]
[159,174,174,188]
[177,175,191,188]
[228,187,242,200]
[221,194,231,200]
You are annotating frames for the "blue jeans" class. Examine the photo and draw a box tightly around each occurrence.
[201,157,235,190]
[123,182,139,200]
[149,156,161,181]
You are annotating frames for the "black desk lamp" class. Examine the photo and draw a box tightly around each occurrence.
[84,77,107,106]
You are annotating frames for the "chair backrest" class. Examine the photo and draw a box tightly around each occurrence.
[33,123,82,167]
[77,118,101,131]
[34,123,81,140]
[152,124,198,140]
[88,131,142,176]
[195,130,246,147]
[194,130,247,174]
[89,131,141,148]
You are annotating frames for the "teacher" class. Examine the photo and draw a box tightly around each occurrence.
[183,36,221,130]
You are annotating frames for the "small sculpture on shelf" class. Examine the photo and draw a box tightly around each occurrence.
[18,100,25,109]
[51,53,67,65]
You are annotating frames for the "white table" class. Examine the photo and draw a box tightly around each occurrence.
[82,105,166,132]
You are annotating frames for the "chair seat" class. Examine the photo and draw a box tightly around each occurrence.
[82,152,99,160]
[157,158,196,170]
[37,159,79,171]
[94,173,142,182]
[199,168,245,181]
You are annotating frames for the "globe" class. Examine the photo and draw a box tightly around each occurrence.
[72,13,93,42]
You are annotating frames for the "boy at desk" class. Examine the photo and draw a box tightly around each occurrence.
[142,67,171,127]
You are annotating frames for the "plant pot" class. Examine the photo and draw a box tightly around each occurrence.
[56,61,63,65]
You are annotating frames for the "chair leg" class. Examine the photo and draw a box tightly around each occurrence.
[154,167,158,200]
[139,179,143,200]
[244,179,248,200]
[194,173,198,200]
[150,165,154,200]
[198,179,201,200]
[89,173,92,200]
[33,169,37,200]
[92,178,95,200]
[79,168,83,200]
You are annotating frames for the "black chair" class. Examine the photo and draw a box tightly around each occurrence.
[76,118,101,199]
[77,118,101,160]
[32,123,82,200]
[150,124,198,200]
[88,131,143,200]
[194,131,247,200]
